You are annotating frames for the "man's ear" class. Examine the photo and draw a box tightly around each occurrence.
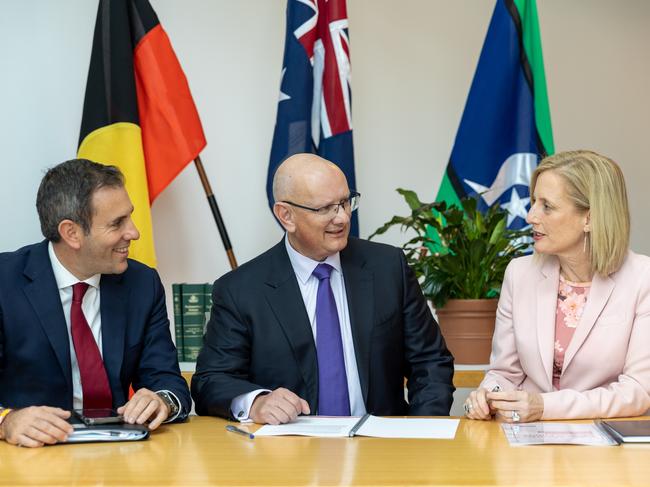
[57,219,84,250]
[273,202,295,233]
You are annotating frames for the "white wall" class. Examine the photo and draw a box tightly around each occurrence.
[1,0,649,326]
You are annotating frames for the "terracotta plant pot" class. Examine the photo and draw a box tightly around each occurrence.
[435,298,498,365]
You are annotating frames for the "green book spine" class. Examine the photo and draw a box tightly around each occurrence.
[172,283,184,363]
[181,283,205,362]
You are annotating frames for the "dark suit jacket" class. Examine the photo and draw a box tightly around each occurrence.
[192,237,454,418]
[0,241,190,419]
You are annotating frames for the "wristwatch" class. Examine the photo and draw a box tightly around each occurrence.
[156,391,180,418]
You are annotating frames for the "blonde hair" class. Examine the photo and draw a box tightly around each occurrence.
[530,150,630,276]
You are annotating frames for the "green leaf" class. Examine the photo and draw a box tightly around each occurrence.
[368,216,409,239]
[488,217,506,246]
[397,188,422,211]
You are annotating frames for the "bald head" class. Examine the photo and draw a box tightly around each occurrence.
[272,153,347,203]
[271,153,352,261]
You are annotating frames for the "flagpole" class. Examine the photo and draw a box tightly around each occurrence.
[193,156,238,270]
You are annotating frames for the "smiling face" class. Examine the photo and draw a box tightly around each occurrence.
[526,170,589,261]
[76,185,140,277]
[273,154,351,261]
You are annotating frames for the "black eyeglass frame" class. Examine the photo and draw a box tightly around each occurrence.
[281,191,361,216]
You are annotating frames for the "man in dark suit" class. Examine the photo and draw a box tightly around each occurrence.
[192,153,454,424]
[0,159,190,447]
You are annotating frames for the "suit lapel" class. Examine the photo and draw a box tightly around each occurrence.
[263,242,319,404]
[536,257,559,390]
[23,242,73,395]
[562,272,615,371]
[340,240,374,405]
[99,273,128,391]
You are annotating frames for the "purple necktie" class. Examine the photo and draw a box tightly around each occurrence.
[313,263,350,416]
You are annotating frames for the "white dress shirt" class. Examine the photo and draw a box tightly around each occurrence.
[48,243,181,420]
[48,242,102,411]
[231,236,366,421]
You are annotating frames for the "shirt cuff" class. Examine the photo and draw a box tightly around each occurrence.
[230,389,270,423]
[156,390,182,423]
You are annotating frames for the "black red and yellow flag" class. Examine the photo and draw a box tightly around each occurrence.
[78,0,206,267]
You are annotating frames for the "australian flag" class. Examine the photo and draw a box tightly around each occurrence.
[267,0,359,236]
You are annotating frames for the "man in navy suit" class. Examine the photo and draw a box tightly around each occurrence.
[0,159,190,447]
[192,153,454,424]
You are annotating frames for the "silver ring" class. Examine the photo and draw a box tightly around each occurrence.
[463,402,473,415]
[511,411,520,422]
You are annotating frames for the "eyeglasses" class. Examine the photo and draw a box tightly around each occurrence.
[282,191,361,218]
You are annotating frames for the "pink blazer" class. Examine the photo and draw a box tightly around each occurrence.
[480,251,650,419]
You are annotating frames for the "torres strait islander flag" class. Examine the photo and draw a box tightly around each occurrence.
[436,0,554,230]
[78,0,206,267]
[268,0,359,236]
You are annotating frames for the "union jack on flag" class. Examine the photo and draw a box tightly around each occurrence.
[267,0,359,236]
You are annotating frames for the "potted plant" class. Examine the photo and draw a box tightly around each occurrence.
[370,189,528,363]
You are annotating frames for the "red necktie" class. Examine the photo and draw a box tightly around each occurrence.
[70,282,113,409]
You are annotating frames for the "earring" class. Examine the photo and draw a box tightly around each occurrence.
[583,232,588,253]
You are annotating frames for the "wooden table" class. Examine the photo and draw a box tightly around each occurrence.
[1,416,649,486]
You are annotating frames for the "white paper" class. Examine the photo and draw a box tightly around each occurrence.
[356,416,459,439]
[254,415,459,439]
[501,422,618,446]
[255,417,360,437]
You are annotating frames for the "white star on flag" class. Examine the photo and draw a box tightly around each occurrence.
[501,188,530,226]
[279,68,291,102]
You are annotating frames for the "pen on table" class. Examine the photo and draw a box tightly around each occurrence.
[226,424,255,439]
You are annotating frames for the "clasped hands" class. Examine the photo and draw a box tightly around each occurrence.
[0,388,170,448]
[464,388,544,423]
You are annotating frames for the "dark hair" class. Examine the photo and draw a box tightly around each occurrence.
[36,159,124,242]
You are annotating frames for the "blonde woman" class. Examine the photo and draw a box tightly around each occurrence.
[465,150,650,423]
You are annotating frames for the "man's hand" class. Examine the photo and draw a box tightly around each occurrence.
[249,388,310,425]
[487,390,544,423]
[117,388,169,430]
[0,406,73,448]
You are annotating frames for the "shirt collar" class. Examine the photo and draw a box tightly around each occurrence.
[284,234,342,285]
[48,241,101,290]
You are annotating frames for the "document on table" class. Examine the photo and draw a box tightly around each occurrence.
[355,415,459,439]
[254,415,459,439]
[501,422,618,446]
[255,417,359,438]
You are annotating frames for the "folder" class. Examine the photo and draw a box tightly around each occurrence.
[254,414,459,439]
[597,420,650,444]
[61,416,150,444]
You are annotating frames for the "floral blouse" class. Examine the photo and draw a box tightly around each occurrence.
[553,276,592,390]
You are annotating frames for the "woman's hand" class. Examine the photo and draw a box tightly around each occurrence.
[463,388,493,420]
[487,390,544,423]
